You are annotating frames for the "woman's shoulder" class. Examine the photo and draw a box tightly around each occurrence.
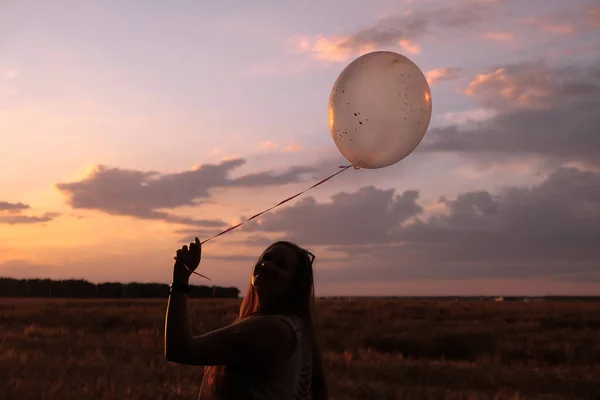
[245,313,304,332]
[265,314,306,336]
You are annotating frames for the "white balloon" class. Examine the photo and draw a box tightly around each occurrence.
[328,51,432,169]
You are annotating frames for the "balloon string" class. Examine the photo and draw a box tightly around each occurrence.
[188,163,356,281]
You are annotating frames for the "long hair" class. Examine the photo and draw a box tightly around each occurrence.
[203,241,328,399]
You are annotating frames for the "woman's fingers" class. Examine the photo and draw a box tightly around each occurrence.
[189,239,201,255]
[175,240,201,266]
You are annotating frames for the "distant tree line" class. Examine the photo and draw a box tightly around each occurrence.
[0,278,240,298]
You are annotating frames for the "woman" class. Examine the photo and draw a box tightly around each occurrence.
[164,237,329,400]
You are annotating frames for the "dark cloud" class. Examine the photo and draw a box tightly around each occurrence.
[243,186,423,245]
[332,0,504,52]
[421,60,600,166]
[55,158,317,227]
[0,201,60,225]
[173,228,226,243]
[223,165,317,187]
[463,61,599,110]
[0,212,61,225]
[0,201,29,213]
[173,228,224,237]
[236,234,278,248]
[242,167,600,282]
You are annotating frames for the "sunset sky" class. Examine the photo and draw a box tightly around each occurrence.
[1,0,599,296]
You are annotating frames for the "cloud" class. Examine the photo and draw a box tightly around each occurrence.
[173,228,224,237]
[524,17,575,35]
[55,158,318,227]
[243,186,424,245]
[399,39,421,55]
[451,161,541,181]
[483,31,514,41]
[243,234,279,248]
[425,67,462,85]
[205,254,259,263]
[293,0,504,61]
[225,234,279,249]
[241,167,600,282]
[259,141,279,150]
[590,5,600,28]
[0,201,60,225]
[0,201,30,213]
[173,227,228,242]
[463,64,556,110]
[560,43,600,57]
[257,141,303,153]
[420,60,600,166]
[441,108,497,124]
[222,164,316,187]
[0,212,61,225]
[522,4,600,35]
[282,144,303,153]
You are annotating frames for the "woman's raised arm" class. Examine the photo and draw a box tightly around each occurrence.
[163,238,296,366]
[165,296,296,366]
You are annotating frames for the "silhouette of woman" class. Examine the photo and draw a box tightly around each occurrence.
[164,237,329,400]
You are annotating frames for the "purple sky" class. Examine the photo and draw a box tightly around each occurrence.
[1,0,599,295]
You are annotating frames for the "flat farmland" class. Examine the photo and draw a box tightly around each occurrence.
[1,298,599,399]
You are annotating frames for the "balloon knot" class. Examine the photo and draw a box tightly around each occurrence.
[353,165,361,170]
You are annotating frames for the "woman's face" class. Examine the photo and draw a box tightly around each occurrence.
[251,244,299,299]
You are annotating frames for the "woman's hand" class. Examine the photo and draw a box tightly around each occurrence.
[173,237,202,283]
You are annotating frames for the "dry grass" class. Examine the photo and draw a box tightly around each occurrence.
[1,298,599,399]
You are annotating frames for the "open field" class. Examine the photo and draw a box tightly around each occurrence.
[1,298,599,399]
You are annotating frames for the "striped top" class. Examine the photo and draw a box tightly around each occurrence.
[198,314,313,400]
